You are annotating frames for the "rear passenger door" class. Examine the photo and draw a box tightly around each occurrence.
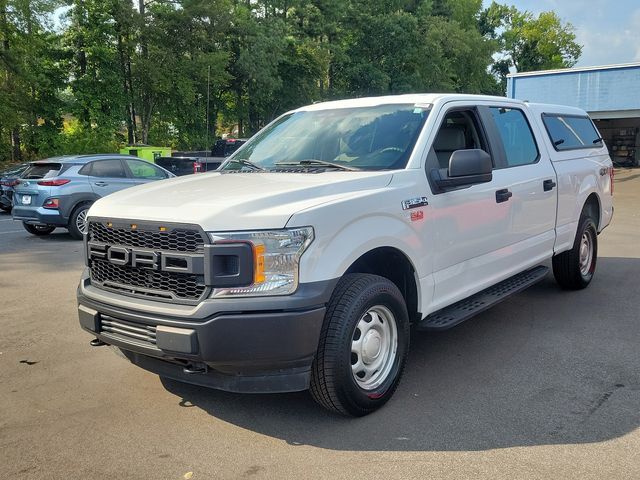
[85,159,134,197]
[486,105,557,266]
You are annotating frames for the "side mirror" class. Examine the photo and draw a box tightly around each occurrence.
[432,149,492,192]
[448,149,492,177]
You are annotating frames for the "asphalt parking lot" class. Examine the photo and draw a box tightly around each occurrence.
[1,171,639,480]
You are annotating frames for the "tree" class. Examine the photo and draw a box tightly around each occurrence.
[482,2,582,90]
[145,0,231,148]
[0,0,67,161]
[2,0,582,162]
[64,0,127,151]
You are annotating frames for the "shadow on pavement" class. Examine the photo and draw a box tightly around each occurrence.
[160,257,640,452]
[0,228,84,273]
[614,173,640,183]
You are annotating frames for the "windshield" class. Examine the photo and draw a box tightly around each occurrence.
[222,104,430,171]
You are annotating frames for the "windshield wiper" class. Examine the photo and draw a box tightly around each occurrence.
[224,158,264,171]
[275,159,360,171]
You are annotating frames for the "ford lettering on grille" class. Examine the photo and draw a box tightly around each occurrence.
[87,242,204,275]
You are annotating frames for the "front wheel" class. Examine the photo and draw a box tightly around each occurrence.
[23,222,56,236]
[552,215,598,289]
[310,273,410,416]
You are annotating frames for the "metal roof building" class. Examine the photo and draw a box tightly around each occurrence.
[507,62,640,166]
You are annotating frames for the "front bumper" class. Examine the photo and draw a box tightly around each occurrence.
[78,270,337,393]
[12,205,67,226]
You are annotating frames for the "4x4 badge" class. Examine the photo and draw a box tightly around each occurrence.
[402,197,428,210]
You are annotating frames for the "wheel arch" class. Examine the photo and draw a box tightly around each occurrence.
[343,247,420,323]
[60,193,98,220]
[582,192,601,230]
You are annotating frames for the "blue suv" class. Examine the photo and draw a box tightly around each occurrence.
[12,154,174,239]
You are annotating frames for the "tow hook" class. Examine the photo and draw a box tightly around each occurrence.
[90,338,106,347]
[183,363,208,375]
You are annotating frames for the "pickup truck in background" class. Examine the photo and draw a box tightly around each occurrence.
[77,94,613,416]
[155,140,248,176]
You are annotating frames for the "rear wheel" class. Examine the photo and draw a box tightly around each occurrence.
[23,222,55,236]
[68,203,91,240]
[552,215,598,289]
[310,273,410,416]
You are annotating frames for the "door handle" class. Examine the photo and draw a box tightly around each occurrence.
[495,188,512,203]
[543,179,557,191]
[94,181,108,187]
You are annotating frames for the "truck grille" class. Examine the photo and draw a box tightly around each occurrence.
[100,314,158,350]
[90,221,204,252]
[91,258,207,301]
[88,220,209,303]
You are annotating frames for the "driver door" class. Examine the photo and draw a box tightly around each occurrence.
[425,104,514,312]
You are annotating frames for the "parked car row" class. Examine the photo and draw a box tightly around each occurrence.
[0,162,30,213]
[1,139,249,238]
[6,155,174,239]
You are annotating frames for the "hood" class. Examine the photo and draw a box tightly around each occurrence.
[88,171,393,231]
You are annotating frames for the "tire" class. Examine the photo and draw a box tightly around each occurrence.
[0,204,11,213]
[552,215,598,290]
[310,273,410,416]
[23,222,55,236]
[68,203,91,240]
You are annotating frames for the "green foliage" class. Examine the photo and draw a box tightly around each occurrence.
[0,0,583,161]
[482,1,582,90]
[0,0,67,161]
[59,118,121,154]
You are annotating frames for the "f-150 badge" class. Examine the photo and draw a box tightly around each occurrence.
[402,197,429,210]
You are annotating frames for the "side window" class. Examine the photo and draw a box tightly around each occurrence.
[490,107,539,167]
[542,114,603,150]
[89,160,127,178]
[431,109,489,169]
[125,159,167,179]
[78,163,92,175]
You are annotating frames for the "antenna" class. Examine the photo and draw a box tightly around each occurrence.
[206,65,211,157]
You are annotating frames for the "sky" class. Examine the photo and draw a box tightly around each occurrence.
[488,0,640,67]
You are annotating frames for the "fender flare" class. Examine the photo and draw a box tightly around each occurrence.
[298,214,428,311]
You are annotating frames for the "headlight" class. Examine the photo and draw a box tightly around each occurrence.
[209,227,314,297]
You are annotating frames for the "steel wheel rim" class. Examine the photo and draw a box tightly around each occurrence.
[579,231,593,276]
[76,209,88,235]
[351,305,398,391]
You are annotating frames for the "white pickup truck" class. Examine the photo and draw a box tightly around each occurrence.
[78,94,613,416]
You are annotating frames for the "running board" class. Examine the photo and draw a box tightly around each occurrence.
[417,265,549,332]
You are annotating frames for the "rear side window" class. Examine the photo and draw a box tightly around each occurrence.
[21,163,62,179]
[88,160,127,178]
[542,114,603,150]
[125,159,167,179]
[490,107,539,167]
